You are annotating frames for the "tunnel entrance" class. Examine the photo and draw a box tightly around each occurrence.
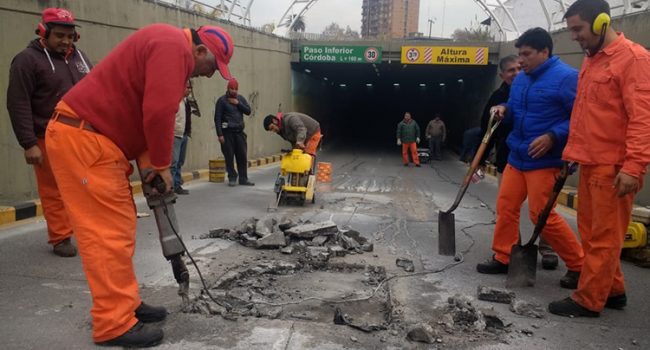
[292,61,498,152]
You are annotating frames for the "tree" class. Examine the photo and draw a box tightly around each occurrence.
[284,14,306,32]
[261,23,275,33]
[451,26,493,42]
[322,22,360,40]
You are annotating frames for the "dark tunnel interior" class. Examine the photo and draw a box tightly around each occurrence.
[292,61,498,152]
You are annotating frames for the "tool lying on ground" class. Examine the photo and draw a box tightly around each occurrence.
[268,148,316,211]
[506,162,574,288]
[438,111,500,256]
[138,166,191,307]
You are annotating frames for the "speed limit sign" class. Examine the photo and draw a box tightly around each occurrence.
[364,47,379,63]
[406,48,419,62]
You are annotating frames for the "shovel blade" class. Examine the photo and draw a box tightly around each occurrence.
[506,244,538,288]
[438,211,456,256]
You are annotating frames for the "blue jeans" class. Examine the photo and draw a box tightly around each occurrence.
[171,135,188,189]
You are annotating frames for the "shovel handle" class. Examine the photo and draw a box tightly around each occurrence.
[445,112,500,213]
[525,162,574,246]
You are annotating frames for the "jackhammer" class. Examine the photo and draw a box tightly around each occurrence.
[137,165,190,308]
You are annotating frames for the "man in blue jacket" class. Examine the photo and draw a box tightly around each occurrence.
[476,28,584,289]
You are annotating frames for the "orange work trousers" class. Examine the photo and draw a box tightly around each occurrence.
[45,117,140,342]
[572,165,635,312]
[402,142,420,165]
[34,138,74,245]
[492,164,584,271]
[304,130,322,156]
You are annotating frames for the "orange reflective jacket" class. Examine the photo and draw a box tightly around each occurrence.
[563,33,650,178]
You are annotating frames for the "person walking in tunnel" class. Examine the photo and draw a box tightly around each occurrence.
[44,24,235,347]
[476,28,584,289]
[425,113,446,161]
[6,7,92,258]
[478,54,561,270]
[396,112,421,167]
[263,112,322,156]
[549,0,650,318]
[214,78,254,187]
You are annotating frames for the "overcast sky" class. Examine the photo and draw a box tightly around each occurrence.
[206,0,484,38]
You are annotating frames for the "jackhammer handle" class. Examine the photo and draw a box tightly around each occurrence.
[150,175,167,194]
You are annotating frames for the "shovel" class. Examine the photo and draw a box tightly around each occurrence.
[438,112,500,255]
[506,162,572,288]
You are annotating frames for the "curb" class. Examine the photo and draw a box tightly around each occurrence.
[1,155,283,226]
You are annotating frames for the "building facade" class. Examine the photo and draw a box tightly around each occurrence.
[362,0,420,39]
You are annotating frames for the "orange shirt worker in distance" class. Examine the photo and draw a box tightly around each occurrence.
[549,0,650,318]
[45,24,235,347]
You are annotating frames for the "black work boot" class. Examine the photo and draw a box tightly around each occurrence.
[228,179,237,187]
[96,321,163,347]
[53,238,77,257]
[548,297,599,318]
[560,270,580,289]
[174,186,189,195]
[541,254,559,270]
[476,256,508,274]
[605,293,627,310]
[239,180,255,186]
[135,302,167,323]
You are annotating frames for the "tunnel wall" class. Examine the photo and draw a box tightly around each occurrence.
[0,0,293,202]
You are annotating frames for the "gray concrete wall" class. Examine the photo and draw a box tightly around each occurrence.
[0,0,292,203]
[497,11,650,205]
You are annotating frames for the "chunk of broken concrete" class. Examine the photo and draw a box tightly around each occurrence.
[407,323,437,344]
[477,285,516,304]
[311,235,329,246]
[396,257,415,272]
[339,234,361,250]
[509,299,544,319]
[280,245,295,254]
[329,245,346,257]
[341,229,368,244]
[285,221,338,239]
[481,308,508,329]
[254,216,277,237]
[307,246,330,261]
[240,233,257,247]
[238,217,258,235]
[255,231,287,249]
[361,242,374,252]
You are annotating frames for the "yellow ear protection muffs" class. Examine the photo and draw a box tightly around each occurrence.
[35,22,80,42]
[592,12,611,35]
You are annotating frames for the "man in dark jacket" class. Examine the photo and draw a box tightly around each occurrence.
[263,112,322,156]
[396,112,421,167]
[214,78,254,187]
[6,7,92,257]
[476,28,584,289]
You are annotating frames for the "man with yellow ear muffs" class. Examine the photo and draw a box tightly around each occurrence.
[549,0,650,318]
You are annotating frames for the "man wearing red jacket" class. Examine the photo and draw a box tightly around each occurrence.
[45,24,235,347]
[549,0,650,318]
[6,8,92,257]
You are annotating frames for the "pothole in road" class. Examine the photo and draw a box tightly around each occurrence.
[186,259,392,331]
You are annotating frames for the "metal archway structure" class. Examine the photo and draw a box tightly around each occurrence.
[473,0,650,41]
[273,0,319,37]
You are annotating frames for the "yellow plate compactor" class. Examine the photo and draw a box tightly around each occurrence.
[272,149,316,207]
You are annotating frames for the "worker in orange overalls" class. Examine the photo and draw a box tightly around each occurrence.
[549,0,650,317]
[45,24,235,346]
[6,8,92,257]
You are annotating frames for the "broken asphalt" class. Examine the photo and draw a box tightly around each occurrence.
[1,148,648,349]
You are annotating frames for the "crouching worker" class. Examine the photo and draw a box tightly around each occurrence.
[263,112,322,156]
[45,23,235,347]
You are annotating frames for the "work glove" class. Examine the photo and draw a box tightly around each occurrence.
[416,137,420,144]
[397,139,402,146]
[221,122,228,129]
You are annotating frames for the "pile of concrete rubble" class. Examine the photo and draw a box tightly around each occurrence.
[201,216,373,259]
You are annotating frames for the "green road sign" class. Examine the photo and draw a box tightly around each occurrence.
[301,45,382,63]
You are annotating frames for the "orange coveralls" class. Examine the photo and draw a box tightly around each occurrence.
[402,142,420,166]
[563,33,650,312]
